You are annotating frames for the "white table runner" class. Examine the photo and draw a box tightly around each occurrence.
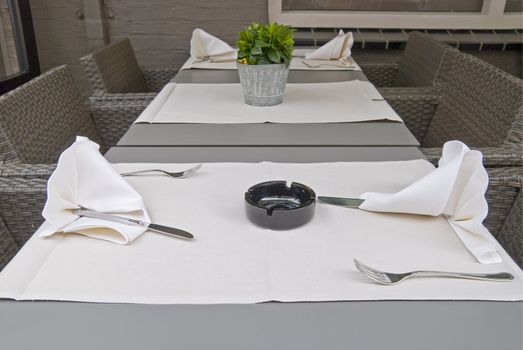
[180,49,362,71]
[1,161,521,304]
[135,81,402,124]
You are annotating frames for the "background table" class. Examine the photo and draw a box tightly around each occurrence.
[117,69,419,149]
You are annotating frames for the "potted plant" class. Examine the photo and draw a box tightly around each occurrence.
[237,22,295,106]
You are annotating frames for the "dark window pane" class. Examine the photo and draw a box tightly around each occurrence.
[0,0,21,79]
[505,0,522,12]
[282,0,484,12]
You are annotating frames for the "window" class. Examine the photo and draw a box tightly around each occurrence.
[282,0,484,12]
[0,0,39,94]
[271,0,522,29]
[504,0,523,12]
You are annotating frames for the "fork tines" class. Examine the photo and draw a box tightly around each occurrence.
[354,259,392,284]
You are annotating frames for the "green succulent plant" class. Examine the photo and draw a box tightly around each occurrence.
[237,22,295,66]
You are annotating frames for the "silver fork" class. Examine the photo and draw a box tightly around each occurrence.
[354,259,514,285]
[120,164,202,179]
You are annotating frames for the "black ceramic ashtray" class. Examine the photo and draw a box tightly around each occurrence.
[245,181,316,230]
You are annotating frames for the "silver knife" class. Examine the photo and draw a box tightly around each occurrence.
[73,208,194,240]
[318,196,365,208]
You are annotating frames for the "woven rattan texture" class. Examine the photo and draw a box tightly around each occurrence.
[0,216,18,271]
[380,87,438,142]
[360,32,457,88]
[80,39,147,94]
[504,107,523,147]
[394,31,458,88]
[89,99,152,147]
[484,167,522,239]
[359,63,397,87]
[143,68,178,92]
[0,66,104,163]
[423,53,523,148]
[0,176,47,247]
[0,123,18,163]
[498,191,522,268]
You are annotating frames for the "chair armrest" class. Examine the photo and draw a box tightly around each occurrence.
[422,146,523,167]
[0,163,56,178]
[359,63,398,87]
[484,167,522,254]
[89,93,157,104]
[498,190,522,268]
[380,87,439,142]
[89,99,152,148]
[0,215,18,270]
[142,68,177,92]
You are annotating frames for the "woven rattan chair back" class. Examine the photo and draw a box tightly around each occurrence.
[80,38,147,94]
[0,65,103,164]
[395,31,458,88]
[0,215,17,270]
[503,106,523,147]
[423,53,523,148]
[498,191,522,267]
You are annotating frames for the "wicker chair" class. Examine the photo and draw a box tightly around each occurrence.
[0,65,103,163]
[498,191,522,267]
[0,165,521,269]
[382,53,523,167]
[0,216,18,271]
[0,65,148,163]
[359,31,458,88]
[79,38,176,102]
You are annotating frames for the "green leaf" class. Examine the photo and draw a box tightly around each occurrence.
[267,47,281,63]
[251,46,262,55]
[236,22,295,65]
[255,40,270,48]
[257,57,270,65]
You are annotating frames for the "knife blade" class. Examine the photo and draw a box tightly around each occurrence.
[318,196,364,208]
[73,208,194,240]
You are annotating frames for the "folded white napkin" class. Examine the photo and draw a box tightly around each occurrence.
[305,30,354,60]
[40,137,150,244]
[360,141,501,264]
[190,28,236,61]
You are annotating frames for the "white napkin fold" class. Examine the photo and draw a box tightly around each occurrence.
[360,141,501,264]
[190,28,236,61]
[305,30,354,60]
[40,136,150,244]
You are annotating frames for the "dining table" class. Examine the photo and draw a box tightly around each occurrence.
[110,59,421,163]
[1,57,522,350]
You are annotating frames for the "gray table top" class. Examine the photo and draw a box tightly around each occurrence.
[0,300,520,350]
[118,123,419,147]
[106,146,425,163]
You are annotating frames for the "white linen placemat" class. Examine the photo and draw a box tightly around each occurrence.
[134,81,401,124]
[180,49,362,71]
[0,161,521,304]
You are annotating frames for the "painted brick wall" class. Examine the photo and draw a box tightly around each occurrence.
[29,0,268,94]
[104,0,267,68]
[30,0,91,93]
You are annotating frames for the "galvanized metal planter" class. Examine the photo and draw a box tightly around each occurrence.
[237,62,290,106]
